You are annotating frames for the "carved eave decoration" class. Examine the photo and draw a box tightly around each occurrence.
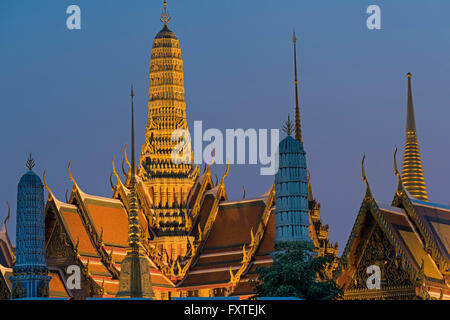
[163,165,219,281]
[188,162,214,222]
[110,156,131,211]
[197,163,230,243]
[391,149,448,274]
[229,184,276,287]
[67,162,120,279]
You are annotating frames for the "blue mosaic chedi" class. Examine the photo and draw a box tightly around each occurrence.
[9,156,50,298]
[274,136,311,243]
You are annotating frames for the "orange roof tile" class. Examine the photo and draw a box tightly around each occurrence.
[59,207,98,256]
[48,271,69,298]
[203,200,265,250]
[83,198,129,247]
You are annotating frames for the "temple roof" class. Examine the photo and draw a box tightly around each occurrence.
[338,177,450,298]
[377,204,443,281]
[0,222,14,268]
[409,199,450,262]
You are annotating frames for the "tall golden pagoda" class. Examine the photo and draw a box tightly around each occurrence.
[138,1,199,255]
[401,73,428,200]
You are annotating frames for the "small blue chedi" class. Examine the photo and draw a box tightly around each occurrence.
[274,133,311,243]
[9,155,50,298]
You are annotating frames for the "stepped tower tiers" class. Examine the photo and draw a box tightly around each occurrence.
[401,73,428,201]
[9,155,51,298]
[275,134,310,243]
[139,1,198,239]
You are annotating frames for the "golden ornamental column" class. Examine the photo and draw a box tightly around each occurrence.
[401,73,428,200]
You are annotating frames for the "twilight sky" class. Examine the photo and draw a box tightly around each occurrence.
[1,0,450,249]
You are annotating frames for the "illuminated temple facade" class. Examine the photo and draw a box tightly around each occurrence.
[336,74,450,299]
[0,3,338,299]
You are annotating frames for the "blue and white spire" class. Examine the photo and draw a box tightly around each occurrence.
[9,154,50,298]
[274,34,311,243]
[275,135,310,243]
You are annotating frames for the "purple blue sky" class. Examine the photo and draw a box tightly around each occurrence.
[1,1,450,249]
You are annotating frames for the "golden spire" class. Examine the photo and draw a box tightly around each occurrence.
[127,83,141,251]
[160,0,171,27]
[401,73,428,201]
[116,84,154,298]
[292,30,302,144]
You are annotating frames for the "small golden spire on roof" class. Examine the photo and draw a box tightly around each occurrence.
[160,0,171,27]
[401,72,428,200]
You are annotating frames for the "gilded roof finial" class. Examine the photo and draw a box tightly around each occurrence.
[42,170,54,201]
[394,147,400,179]
[361,154,372,197]
[3,201,10,229]
[26,153,35,171]
[394,147,404,194]
[160,0,171,27]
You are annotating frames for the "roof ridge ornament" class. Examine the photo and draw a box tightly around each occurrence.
[394,147,404,194]
[26,153,35,171]
[361,154,372,198]
[42,170,54,201]
[160,0,171,27]
[2,201,10,230]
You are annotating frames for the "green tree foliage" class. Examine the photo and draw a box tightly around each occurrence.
[251,241,342,300]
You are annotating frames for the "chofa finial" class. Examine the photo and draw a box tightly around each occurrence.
[361,153,373,196]
[394,147,400,178]
[3,201,10,228]
[26,153,35,171]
